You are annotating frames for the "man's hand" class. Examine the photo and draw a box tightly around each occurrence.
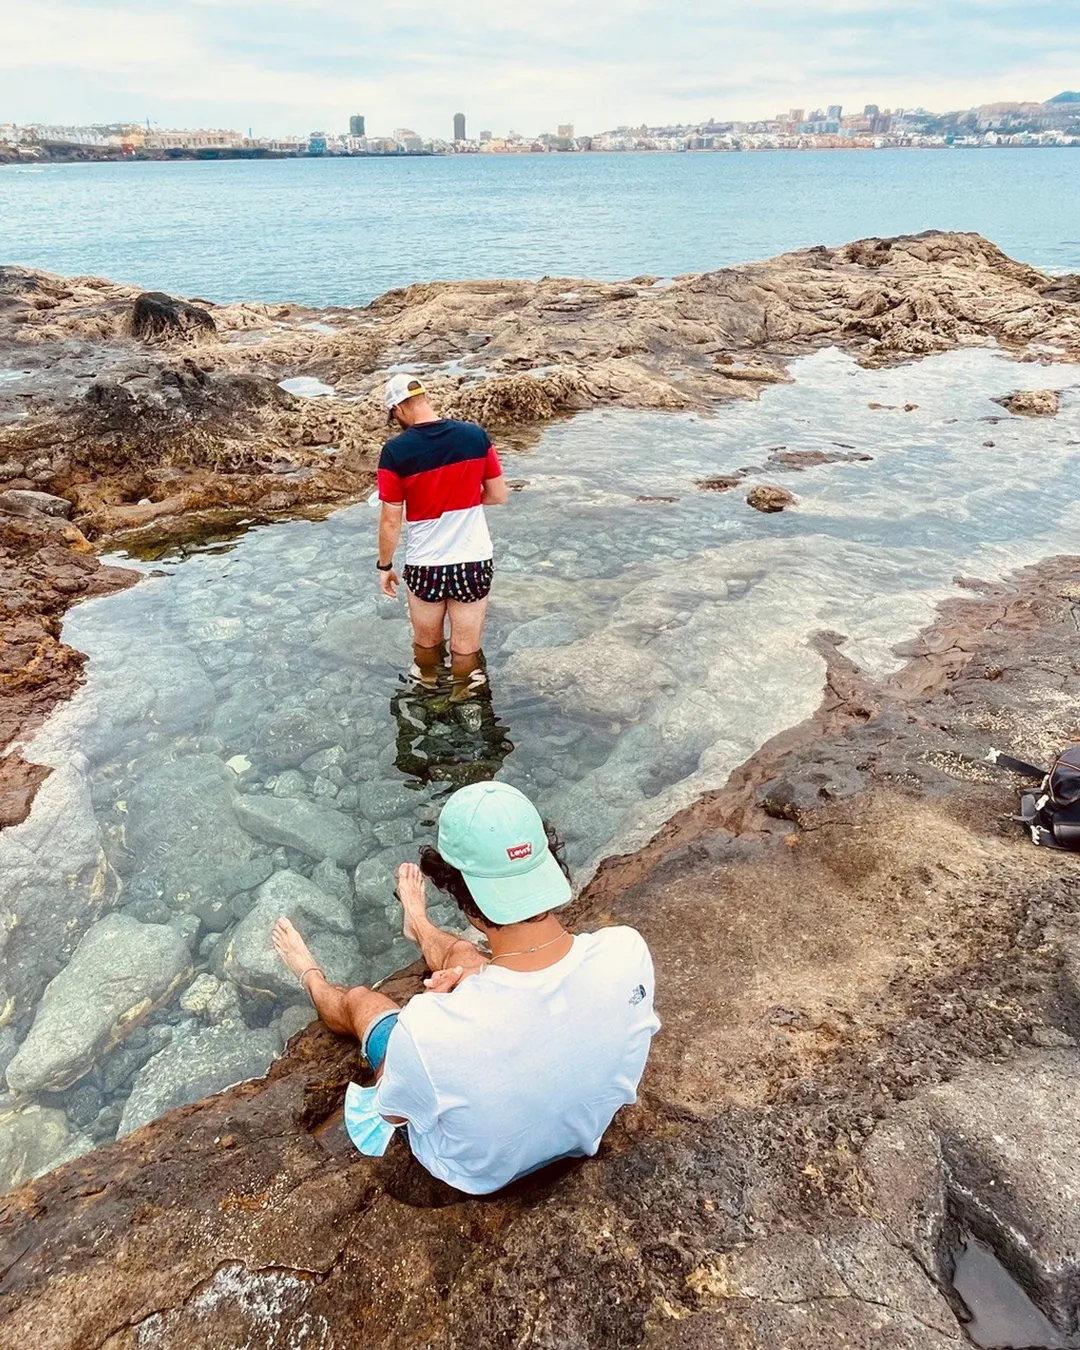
[423,965,466,994]
[379,568,400,599]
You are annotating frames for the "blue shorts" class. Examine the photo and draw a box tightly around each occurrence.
[362,1010,400,1071]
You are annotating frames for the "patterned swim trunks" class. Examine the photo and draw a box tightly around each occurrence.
[403,559,494,604]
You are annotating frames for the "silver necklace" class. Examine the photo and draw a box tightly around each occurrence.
[489,929,571,965]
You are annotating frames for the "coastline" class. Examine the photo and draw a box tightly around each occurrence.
[1,228,1078,829]
[4,144,1079,167]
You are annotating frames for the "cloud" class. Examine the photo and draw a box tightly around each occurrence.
[4,0,1078,136]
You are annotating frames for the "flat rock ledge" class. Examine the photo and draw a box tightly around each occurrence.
[2,557,1080,1348]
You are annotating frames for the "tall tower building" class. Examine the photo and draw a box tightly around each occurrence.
[453,112,466,141]
[349,114,366,137]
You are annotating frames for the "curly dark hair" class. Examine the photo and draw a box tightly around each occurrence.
[418,822,571,930]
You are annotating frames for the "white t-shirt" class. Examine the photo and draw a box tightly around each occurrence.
[375,927,659,1195]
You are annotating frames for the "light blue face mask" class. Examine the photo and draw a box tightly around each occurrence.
[344,1081,397,1157]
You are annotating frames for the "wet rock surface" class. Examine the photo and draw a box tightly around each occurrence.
[5,913,192,1094]
[2,559,1080,1347]
[746,483,798,513]
[995,388,1062,417]
[118,1019,282,1137]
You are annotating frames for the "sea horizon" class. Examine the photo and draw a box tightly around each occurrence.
[3,146,1078,307]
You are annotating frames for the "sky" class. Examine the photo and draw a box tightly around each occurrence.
[4,0,1079,138]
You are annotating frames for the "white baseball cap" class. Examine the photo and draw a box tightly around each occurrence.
[383,373,426,412]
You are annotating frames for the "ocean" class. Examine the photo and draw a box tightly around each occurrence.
[2,148,1078,306]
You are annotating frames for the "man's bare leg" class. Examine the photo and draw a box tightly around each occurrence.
[446,596,489,702]
[396,861,488,977]
[272,917,397,1040]
[404,591,448,689]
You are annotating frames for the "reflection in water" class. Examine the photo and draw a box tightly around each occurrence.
[391,657,513,790]
[2,346,1080,1175]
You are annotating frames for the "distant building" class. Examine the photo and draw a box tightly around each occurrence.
[789,109,804,123]
[557,123,574,138]
[864,104,879,118]
[828,104,843,120]
[479,129,492,142]
[454,112,466,141]
[144,127,242,151]
[349,114,366,137]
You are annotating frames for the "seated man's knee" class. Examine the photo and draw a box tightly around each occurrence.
[343,986,392,1039]
[447,938,487,975]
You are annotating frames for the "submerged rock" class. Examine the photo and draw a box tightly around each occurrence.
[233,794,370,865]
[995,388,1061,417]
[5,915,191,1094]
[500,614,579,652]
[746,484,798,513]
[125,754,253,911]
[118,1021,282,1137]
[0,1105,82,1192]
[0,762,114,1028]
[253,708,340,769]
[220,869,358,998]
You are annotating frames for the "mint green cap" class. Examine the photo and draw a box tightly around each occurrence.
[437,782,572,924]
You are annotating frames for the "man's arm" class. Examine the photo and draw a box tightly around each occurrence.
[480,442,507,506]
[378,502,404,598]
[481,475,508,506]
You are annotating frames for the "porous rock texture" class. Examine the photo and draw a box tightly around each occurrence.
[2,559,1080,1348]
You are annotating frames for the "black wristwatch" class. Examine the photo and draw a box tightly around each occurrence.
[376,561,394,572]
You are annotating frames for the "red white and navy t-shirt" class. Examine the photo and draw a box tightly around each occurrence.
[378,419,503,567]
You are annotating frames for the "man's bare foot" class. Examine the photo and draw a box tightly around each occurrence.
[396,862,428,945]
[272,916,321,984]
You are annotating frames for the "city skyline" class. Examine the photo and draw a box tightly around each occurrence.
[3,0,1078,141]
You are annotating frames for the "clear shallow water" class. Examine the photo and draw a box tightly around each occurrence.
[2,150,1079,305]
[3,345,1080,1168]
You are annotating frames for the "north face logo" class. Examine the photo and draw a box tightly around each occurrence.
[506,842,533,862]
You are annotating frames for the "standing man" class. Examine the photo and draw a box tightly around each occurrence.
[377,375,508,701]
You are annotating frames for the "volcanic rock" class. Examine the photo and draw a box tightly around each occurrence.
[746,484,798,513]
[233,795,370,865]
[220,868,359,998]
[5,914,191,1094]
[995,388,1061,417]
[0,490,71,518]
[118,1021,282,1137]
[131,291,216,341]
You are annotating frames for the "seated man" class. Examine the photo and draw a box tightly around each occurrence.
[272,781,659,1196]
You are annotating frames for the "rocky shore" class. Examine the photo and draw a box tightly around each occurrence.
[2,231,1080,1346]
[1,555,1080,1347]
[2,230,1078,827]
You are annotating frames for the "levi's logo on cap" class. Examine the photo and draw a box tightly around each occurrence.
[506,842,533,862]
